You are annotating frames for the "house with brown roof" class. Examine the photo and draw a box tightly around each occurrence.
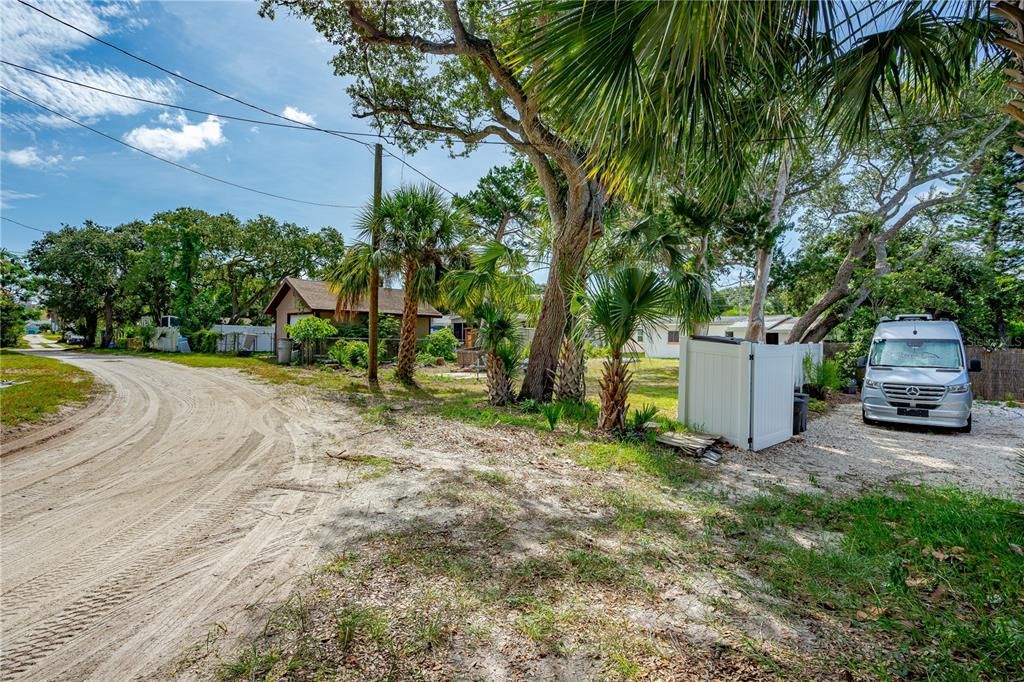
[264,277,443,342]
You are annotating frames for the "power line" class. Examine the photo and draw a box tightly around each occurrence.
[1,86,363,209]
[1,59,459,196]
[2,216,49,233]
[0,60,393,141]
[14,0,376,151]
[13,0,473,196]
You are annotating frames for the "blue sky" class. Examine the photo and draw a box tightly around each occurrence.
[0,0,509,256]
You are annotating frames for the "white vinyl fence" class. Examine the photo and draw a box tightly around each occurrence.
[677,336,822,451]
[211,324,275,353]
[149,326,181,352]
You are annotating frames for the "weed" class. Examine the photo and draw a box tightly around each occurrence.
[322,553,356,576]
[542,402,563,431]
[334,606,389,649]
[470,469,511,487]
[215,647,279,681]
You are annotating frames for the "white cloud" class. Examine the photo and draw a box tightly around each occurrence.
[281,106,316,126]
[1,147,63,169]
[0,190,40,209]
[123,114,226,160]
[0,1,176,125]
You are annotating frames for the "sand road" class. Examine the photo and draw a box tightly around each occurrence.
[1,351,348,680]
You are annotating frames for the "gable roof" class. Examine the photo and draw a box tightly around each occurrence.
[264,277,442,317]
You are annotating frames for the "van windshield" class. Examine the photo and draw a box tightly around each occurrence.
[869,339,962,369]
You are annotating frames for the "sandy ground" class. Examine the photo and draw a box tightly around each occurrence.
[718,401,1024,498]
[0,349,413,681]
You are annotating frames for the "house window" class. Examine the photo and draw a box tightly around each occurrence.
[667,330,680,343]
[725,331,734,338]
[637,330,644,342]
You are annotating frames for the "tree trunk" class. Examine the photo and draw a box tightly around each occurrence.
[100,293,115,348]
[786,228,873,343]
[746,147,792,342]
[83,310,98,348]
[395,260,419,384]
[554,331,586,403]
[598,353,630,432]
[521,189,602,401]
[485,351,514,406]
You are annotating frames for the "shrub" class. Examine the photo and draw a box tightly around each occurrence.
[136,324,157,348]
[584,341,609,359]
[379,316,401,339]
[334,321,369,339]
[416,350,436,366]
[626,403,659,433]
[802,354,842,399]
[542,402,563,431]
[347,341,370,368]
[286,316,337,343]
[185,329,222,353]
[328,339,352,367]
[0,292,26,348]
[424,328,458,361]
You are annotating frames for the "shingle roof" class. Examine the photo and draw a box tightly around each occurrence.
[264,277,442,317]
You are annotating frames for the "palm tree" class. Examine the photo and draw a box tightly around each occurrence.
[327,184,469,385]
[514,1,987,200]
[475,302,522,406]
[587,268,671,433]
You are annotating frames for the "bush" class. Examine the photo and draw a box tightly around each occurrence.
[186,329,222,353]
[802,354,843,399]
[328,339,352,367]
[416,350,437,366]
[584,341,609,359]
[347,341,370,368]
[424,328,458,361]
[334,321,369,339]
[379,316,401,339]
[285,316,336,343]
[0,292,26,348]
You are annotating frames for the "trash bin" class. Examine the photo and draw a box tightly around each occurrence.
[793,393,809,435]
[276,338,293,364]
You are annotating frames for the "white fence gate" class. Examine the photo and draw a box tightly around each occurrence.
[677,336,823,451]
[211,324,275,353]
[149,326,181,352]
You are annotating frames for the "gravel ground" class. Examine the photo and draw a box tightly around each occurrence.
[717,401,1024,499]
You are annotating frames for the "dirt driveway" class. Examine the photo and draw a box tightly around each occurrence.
[0,351,375,681]
[719,402,1023,498]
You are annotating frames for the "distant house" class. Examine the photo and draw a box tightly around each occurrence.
[639,314,801,358]
[264,277,442,342]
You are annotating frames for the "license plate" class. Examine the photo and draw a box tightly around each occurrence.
[897,408,930,418]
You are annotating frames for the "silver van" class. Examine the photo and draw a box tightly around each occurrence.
[860,315,980,432]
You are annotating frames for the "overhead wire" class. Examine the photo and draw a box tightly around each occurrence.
[1,86,364,209]
[2,216,50,233]
[13,0,461,196]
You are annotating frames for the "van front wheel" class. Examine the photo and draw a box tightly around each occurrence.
[957,414,972,434]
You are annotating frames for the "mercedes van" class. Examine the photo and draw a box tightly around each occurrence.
[860,315,979,432]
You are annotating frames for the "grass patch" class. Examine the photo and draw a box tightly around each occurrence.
[573,440,709,488]
[0,350,96,428]
[723,485,1024,680]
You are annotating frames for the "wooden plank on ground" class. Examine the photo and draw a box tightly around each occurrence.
[655,431,720,457]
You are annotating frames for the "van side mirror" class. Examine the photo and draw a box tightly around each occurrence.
[856,356,867,368]
[968,359,981,373]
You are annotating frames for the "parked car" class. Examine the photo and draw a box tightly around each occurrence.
[63,332,85,345]
[860,315,979,433]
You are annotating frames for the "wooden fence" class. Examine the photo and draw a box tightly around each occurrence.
[964,347,1024,401]
[824,342,1022,401]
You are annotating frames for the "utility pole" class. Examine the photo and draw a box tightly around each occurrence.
[368,143,382,385]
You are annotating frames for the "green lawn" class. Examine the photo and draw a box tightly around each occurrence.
[720,485,1024,679]
[0,350,96,428]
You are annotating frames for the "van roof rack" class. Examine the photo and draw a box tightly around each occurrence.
[894,314,933,321]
